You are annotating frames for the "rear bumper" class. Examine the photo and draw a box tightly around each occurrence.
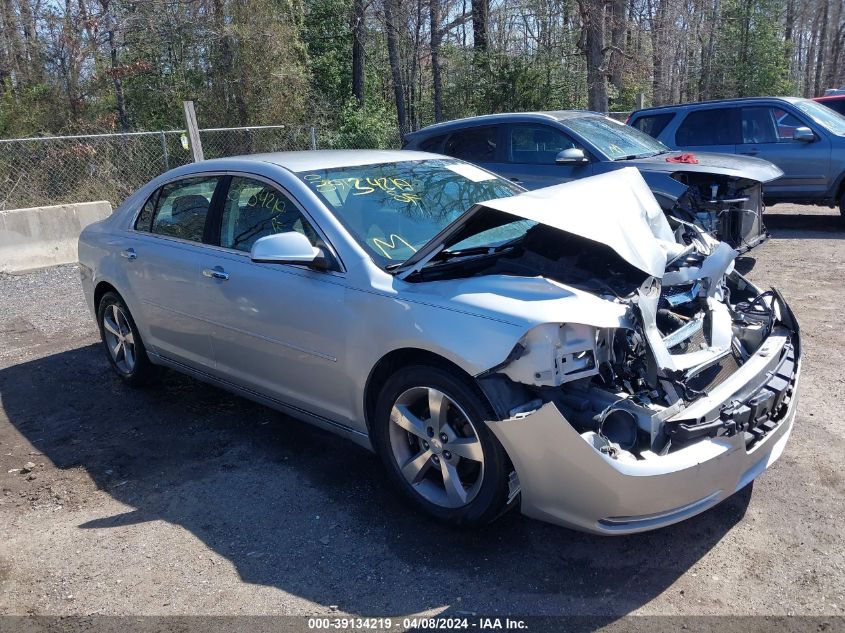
[487,336,801,535]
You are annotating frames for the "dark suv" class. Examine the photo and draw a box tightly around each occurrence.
[403,111,782,251]
[628,97,845,218]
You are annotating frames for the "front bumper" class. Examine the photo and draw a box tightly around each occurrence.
[487,332,801,535]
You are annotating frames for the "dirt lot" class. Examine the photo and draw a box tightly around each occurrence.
[0,204,843,620]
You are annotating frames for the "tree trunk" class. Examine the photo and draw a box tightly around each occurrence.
[430,0,443,121]
[351,0,366,107]
[813,0,829,96]
[471,0,488,50]
[384,0,407,136]
[804,11,820,96]
[650,0,669,105]
[784,0,794,73]
[2,0,25,87]
[609,0,626,91]
[18,0,42,82]
[99,0,129,130]
[578,0,607,113]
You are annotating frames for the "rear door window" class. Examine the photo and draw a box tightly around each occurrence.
[150,176,220,242]
[630,113,675,138]
[675,108,741,145]
[443,126,499,161]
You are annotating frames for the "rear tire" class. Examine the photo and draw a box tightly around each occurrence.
[372,364,512,526]
[97,291,156,386]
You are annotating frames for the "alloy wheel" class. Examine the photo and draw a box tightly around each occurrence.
[102,304,136,374]
[388,386,485,508]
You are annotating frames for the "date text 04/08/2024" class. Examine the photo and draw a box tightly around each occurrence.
[307,617,528,630]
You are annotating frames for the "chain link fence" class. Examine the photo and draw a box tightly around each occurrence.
[0,125,317,211]
[1,114,636,211]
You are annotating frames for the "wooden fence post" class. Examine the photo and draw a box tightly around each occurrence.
[183,101,204,162]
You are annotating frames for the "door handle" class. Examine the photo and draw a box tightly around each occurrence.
[740,149,759,156]
[510,178,524,185]
[202,267,229,281]
[120,248,137,260]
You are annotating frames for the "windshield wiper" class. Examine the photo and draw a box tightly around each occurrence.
[616,150,668,161]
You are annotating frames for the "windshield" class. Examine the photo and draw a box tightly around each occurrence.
[793,100,845,135]
[298,159,523,267]
[564,116,669,160]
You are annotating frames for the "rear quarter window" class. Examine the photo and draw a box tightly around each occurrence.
[630,113,675,138]
[418,134,448,153]
[134,191,158,231]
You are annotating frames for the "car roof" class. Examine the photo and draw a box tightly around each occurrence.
[181,149,439,174]
[631,96,808,116]
[406,110,605,138]
[814,94,845,101]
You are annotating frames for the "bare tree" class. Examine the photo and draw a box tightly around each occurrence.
[578,0,608,112]
[430,0,443,121]
[471,0,488,50]
[384,0,407,135]
[98,0,129,130]
[352,0,366,107]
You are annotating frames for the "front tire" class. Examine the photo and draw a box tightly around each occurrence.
[97,291,155,386]
[373,364,512,526]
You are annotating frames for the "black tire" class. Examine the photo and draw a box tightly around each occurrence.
[839,192,845,222]
[372,364,512,526]
[96,291,156,386]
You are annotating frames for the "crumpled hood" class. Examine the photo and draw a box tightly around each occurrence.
[622,151,784,183]
[476,167,678,278]
[398,168,679,280]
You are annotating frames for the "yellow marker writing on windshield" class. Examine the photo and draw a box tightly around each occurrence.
[372,234,417,259]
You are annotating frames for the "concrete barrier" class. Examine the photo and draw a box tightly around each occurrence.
[0,201,112,273]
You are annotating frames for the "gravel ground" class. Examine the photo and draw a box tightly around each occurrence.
[0,203,843,620]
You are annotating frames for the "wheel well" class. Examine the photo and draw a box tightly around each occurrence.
[363,348,491,434]
[93,281,119,312]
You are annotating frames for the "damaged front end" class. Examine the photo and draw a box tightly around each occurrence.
[481,258,801,532]
[400,168,800,534]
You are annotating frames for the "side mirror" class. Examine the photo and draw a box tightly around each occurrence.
[793,127,815,142]
[250,232,329,270]
[555,148,589,165]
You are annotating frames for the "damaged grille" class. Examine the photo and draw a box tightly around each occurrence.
[665,337,798,450]
[685,353,741,394]
[668,322,710,354]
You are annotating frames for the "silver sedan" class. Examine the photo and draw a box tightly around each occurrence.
[79,151,801,533]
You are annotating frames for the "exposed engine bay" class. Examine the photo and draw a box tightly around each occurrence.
[670,172,768,252]
[415,219,798,461]
[399,168,799,465]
